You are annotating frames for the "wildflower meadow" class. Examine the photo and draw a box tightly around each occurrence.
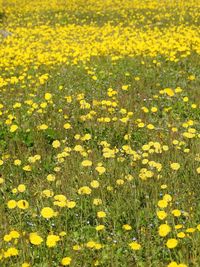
[0,0,200,266]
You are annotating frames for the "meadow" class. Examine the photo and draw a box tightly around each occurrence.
[0,0,200,266]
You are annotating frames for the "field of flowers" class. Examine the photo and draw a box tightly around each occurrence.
[0,0,200,266]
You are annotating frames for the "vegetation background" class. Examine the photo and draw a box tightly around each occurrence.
[0,0,200,266]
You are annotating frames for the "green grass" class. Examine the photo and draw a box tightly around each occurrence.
[0,1,200,266]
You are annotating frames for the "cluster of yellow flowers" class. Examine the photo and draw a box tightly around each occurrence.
[1,24,200,70]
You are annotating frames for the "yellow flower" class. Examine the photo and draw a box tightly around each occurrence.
[61,257,72,266]
[175,224,183,230]
[163,194,172,202]
[17,200,29,209]
[197,167,200,174]
[81,160,92,167]
[7,200,17,209]
[164,88,174,97]
[121,85,129,91]
[28,156,36,163]
[94,243,102,250]
[78,186,92,195]
[157,210,167,220]
[29,232,43,245]
[106,186,113,191]
[42,189,54,198]
[65,96,72,103]
[95,166,106,175]
[41,207,55,219]
[12,188,18,194]
[191,104,197,109]
[158,224,171,237]
[97,211,106,218]
[18,184,26,192]
[63,123,71,129]
[167,262,178,267]
[44,93,52,101]
[54,194,67,202]
[166,238,178,249]
[52,140,61,148]
[73,244,81,251]
[10,124,18,133]
[40,102,47,108]
[147,124,155,130]
[86,241,96,248]
[81,134,92,141]
[90,180,100,188]
[4,247,19,257]
[125,174,133,181]
[38,124,48,130]
[172,127,178,132]
[162,146,169,151]
[46,234,60,247]
[183,132,195,139]
[186,228,195,233]
[14,159,21,166]
[122,224,132,231]
[170,163,180,170]
[138,122,145,127]
[4,234,12,242]
[74,134,80,140]
[94,260,99,266]
[66,201,76,208]
[116,179,124,185]
[151,107,158,112]
[54,199,65,208]
[96,225,105,231]
[92,75,97,80]
[175,87,182,93]
[93,198,102,205]
[188,75,195,81]
[157,199,168,208]
[47,174,56,182]
[22,262,30,267]
[23,165,32,171]
[171,209,181,217]
[9,230,20,239]
[177,232,185,238]
[129,241,141,250]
